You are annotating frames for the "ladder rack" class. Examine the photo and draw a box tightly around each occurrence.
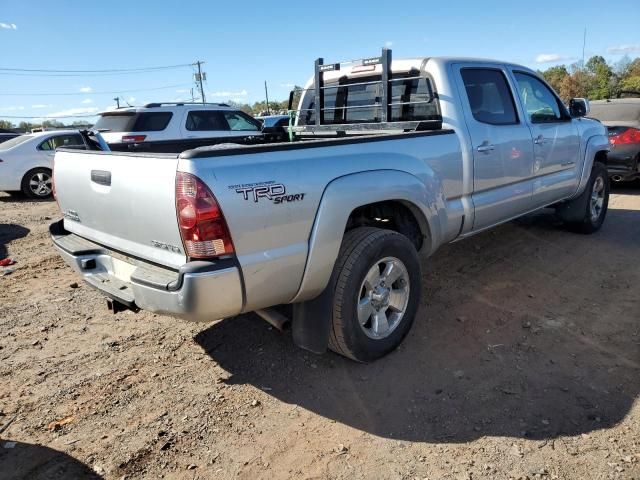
[293,48,442,134]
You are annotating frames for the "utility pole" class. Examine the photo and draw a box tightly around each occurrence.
[264,81,270,115]
[194,61,206,104]
[113,97,120,108]
[581,28,587,70]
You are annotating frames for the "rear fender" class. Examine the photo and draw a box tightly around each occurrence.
[290,169,444,304]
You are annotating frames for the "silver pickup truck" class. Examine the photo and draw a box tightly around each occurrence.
[51,50,610,362]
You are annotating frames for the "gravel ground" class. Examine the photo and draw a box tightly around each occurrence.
[0,188,638,480]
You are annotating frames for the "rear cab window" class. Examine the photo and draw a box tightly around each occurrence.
[301,72,440,125]
[461,68,518,125]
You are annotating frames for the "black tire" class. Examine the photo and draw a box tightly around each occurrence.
[21,168,53,199]
[328,227,421,362]
[564,162,609,234]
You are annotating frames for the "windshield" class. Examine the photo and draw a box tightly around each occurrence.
[0,134,33,150]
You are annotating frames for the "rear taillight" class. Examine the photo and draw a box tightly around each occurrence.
[610,128,640,146]
[175,172,234,258]
[121,135,146,143]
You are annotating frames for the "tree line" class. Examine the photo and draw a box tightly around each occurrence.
[540,55,640,101]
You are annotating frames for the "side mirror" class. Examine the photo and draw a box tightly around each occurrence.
[569,98,590,117]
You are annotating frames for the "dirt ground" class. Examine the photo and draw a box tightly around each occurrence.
[0,187,638,480]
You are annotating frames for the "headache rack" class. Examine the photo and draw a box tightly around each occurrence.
[291,48,441,134]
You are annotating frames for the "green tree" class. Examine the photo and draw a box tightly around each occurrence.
[618,58,640,94]
[0,120,15,130]
[42,119,64,128]
[584,55,614,99]
[542,66,569,95]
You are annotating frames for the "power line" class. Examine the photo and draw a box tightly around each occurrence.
[0,113,100,119]
[0,63,194,77]
[0,83,192,96]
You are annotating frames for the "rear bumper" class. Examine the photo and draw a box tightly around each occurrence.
[605,149,640,179]
[50,220,243,321]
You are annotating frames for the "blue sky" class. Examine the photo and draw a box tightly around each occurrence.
[1,0,639,123]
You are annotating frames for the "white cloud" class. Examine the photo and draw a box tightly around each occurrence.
[0,22,17,30]
[280,83,295,88]
[209,89,248,97]
[385,41,393,48]
[79,86,93,93]
[41,107,99,118]
[127,97,136,104]
[176,88,189,93]
[81,98,93,104]
[607,44,640,55]
[0,105,25,111]
[535,53,574,64]
[31,104,51,109]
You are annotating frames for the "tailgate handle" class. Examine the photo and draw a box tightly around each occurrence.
[91,170,112,186]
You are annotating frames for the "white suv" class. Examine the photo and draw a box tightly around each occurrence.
[94,102,263,153]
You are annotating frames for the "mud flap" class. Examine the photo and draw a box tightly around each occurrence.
[292,287,333,354]
[556,185,590,222]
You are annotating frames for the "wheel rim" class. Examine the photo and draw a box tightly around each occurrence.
[29,172,52,197]
[357,256,410,340]
[590,175,605,222]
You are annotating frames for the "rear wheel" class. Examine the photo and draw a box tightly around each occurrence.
[21,168,53,199]
[328,227,421,362]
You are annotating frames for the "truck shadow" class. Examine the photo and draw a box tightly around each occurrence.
[0,439,101,480]
[195,207,640,443]
[0,224,30,260]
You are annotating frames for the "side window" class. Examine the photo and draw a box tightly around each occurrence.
[38,134,85,150]
[132,112,173,132]
[514,72,564,123]
[185,111,230,131]
[38,138,53,151]
[223,111,260,131]
[461,68,518,125]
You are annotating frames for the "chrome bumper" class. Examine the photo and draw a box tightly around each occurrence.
[50,221,243,322]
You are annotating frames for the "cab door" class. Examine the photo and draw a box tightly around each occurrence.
[511,71,580,206]
[454,65,535,231]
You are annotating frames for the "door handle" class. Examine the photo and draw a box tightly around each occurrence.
[476,144,495,153]
[534,135,546,145]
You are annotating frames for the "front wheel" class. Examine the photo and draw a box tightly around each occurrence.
[328,227,421,362]
[562,162,610,234]
[21,168,53,199]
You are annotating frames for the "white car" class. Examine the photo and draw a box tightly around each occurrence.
[0,130,87,199]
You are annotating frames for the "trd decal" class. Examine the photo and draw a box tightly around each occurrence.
[229,181,305,205]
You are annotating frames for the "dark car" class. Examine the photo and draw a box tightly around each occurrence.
[256,115,290,142]
[0,128,20,144]
[589,97,640,182]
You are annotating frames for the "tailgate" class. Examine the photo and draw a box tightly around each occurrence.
[54,150,186,268]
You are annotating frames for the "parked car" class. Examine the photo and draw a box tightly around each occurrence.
[256,114,290,142]
[0,130,89,199]
[94,102,263,153]
[0,128,20,144]
[51,50,609,362]
[589,97,640,182]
